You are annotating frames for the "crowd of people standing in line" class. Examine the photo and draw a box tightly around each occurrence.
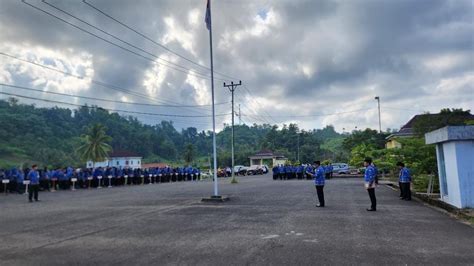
[271,164,333,181]
[0,165,202,201]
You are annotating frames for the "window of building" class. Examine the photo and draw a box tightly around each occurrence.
[125,160,129,165]
[131,160,133,165]
[116,161,119,166]
[138,160,140,165]
[438,144,448,196]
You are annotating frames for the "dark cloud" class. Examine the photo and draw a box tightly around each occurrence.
[0,0,472,131]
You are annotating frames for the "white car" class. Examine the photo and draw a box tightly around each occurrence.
[332,163,350,174]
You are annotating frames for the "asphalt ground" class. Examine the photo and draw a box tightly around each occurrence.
[1,174,473,265]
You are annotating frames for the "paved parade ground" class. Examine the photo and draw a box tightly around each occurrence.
[1,174,473,265]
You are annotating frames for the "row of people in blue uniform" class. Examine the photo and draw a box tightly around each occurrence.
[0,165,202,193]
[271,164,333,180]
[287,158,411,211]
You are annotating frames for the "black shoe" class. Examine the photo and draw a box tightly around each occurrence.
[404,199,411,201]
[316,204,325,207]
[366,208,376,211]
[35,199,40,202]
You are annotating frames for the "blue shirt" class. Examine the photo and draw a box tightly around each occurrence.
[364,165,376,183]
[28,169,39,185]
[314,166,325,186]
[399,167,411,183]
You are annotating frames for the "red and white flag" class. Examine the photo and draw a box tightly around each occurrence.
[204,0,211,30]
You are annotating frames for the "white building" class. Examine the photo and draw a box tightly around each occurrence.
[86,150,142,169]
[425,126,474,208]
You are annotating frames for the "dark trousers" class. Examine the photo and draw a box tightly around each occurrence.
[401,182,411,200]
[315,185,325,206]
[29,184,39,201]
[367,188,376,210]
[399,182,403,197]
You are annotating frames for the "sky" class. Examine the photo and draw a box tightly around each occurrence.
[0,0,472,132]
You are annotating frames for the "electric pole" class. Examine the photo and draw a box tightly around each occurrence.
[224,80,242,184]
[375,96,382,133]
[297,133,300,163]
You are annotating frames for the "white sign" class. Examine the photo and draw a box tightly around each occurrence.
[98,176,103,180]
[23,180,31,185]
[87,177,93,180]
[2,179,10,184]
[124,175,128,178]
[108,176,112,179]
[71,178,78,182]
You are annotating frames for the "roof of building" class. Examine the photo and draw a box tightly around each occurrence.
[142,163,168,168]
[249,149,286,158]
[108,150,142,158]
[386,113,474,140]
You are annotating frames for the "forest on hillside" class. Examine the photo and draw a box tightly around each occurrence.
[0,98,359,168]
[2,98,470,175]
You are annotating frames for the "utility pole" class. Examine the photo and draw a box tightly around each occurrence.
[224,80,242,184]
[375,96,382,133]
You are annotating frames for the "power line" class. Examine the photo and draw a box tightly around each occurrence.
[0,52,228,108]
[82,0,236,81]
[242,85,279,124]
[0,83,229,109]
[242,108,375,118]
[21,0,227,83]
[0,91,231,118]
[42,0,216,81]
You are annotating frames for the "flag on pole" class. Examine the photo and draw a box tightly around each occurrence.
[205,0,211,30]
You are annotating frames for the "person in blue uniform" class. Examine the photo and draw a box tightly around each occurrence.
[27,165,40,202]
[296,165,304,180]
[304,164,313,180]
[272,165,278,180]
[364,158,377,211]
[397,162,412,201]
[307,161,326,207]
[277,164,284,180]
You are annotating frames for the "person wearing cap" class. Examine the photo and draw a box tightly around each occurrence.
[307,161,326,207]
[27,165,40,202]
[364,158,377,211]
[397,162,412,201]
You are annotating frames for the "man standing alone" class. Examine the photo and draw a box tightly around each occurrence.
[397,162,412,201]
[364,158,376,211]
[308,161,325,207]
[28,165,40,202]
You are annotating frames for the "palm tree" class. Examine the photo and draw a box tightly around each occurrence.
[76,123,112,167]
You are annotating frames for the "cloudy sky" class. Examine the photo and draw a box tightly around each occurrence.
[0,0,472,132]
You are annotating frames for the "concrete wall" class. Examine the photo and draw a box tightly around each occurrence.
[455,141,474,208]
[437,140,474,208]
[86,157,142,169]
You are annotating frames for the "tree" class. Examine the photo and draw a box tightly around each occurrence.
[183,143,196,164]
[413,108,473,136]
[76,124,112,166]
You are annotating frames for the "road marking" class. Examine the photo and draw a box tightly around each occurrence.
[261,234,280,239]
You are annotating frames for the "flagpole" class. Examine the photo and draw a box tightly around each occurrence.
[208,0,218,196]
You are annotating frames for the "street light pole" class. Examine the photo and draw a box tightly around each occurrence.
[375,96,382,133]
[224,80,242,184]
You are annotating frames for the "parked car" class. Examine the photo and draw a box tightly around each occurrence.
[234,165,248,175]
[246,165,265,175]
[332,163,350,174]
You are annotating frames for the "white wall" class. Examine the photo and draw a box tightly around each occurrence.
[455,141,474,208]
[86,157,142,169]
[438,140,474,208]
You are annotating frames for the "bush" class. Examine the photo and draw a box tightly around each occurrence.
[413,174,439,193]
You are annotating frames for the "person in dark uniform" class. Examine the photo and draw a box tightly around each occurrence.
[272,165,278,180]
[364,158,377,211]
[307,161,325,207]
[397,162,412,201]
[27,165,40,202]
